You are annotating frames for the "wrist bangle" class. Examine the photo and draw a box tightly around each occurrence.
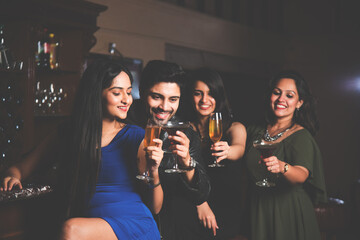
[149,181,161,189]
[184,156,196,169]
[179,157,196,170]
[189,157,197,168]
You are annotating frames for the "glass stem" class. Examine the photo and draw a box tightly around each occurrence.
[174,154,178,169]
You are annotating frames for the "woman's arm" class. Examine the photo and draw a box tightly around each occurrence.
[196,201,218,236]
[181,128,211,204]
[263,156,309,184]
[212,121,247,162]
[1,130,57,191]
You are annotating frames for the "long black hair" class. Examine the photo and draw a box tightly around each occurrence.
[62,59,133,217]
[265,70,319,136]
[184,67,233,132]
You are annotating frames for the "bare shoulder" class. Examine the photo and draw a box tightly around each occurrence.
[227,121,247,137]
[229,121,246,131]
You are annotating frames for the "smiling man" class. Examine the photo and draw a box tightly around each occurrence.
[127,60,211,240]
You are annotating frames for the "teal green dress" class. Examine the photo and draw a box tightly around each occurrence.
[244,125,327,240]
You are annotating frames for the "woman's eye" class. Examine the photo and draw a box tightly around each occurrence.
[193,92,201,96]
[113,92,120,96]
[286,94,294,98]
[127,92,132,96]
[272,90,280,95]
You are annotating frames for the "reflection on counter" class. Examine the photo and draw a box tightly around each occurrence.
[0,184,52,204]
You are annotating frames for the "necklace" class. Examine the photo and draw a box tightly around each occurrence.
[195,123,209,143]
[264,123,294,142]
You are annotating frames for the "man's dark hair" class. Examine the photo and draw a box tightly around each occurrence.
[139,60,186,99]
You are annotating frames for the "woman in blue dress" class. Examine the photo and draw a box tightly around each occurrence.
[0,59,162,240]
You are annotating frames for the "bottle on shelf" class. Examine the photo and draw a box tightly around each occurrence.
[0,24,15,70]
[0,24,5,46]
[49,32,59,70]
[36,27,51,70]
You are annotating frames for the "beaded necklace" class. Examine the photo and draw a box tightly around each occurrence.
[264,123,294,142]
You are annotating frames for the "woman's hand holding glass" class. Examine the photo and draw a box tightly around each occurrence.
[210,141,230,162]
[263,156,283,174]
[146,138,164,173]
[208,112,225,167]
[137,120,163,182]
[253,139,280,187]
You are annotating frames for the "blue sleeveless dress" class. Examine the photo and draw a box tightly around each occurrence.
[86,124,160,240]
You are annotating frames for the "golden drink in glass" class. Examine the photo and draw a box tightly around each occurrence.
[136,123,161,181]
[208,112,224,167]
[144,126,161,147]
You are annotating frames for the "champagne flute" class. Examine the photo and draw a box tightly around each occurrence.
[136,120,162,182]
[162,120,190,173]
[208,112,225,167]
[253,139,280,187]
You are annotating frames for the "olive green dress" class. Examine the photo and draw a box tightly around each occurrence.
[244,125,327,240]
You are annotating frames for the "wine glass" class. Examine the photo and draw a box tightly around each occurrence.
[253,139,280,187]
[162,120,190,173]
[208,112,225,168]
[136,120,162,182]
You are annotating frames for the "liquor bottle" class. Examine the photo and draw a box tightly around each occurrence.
[0,24,14,70]
[0,24,5,46]
[49,32,59,69]
[42,28,50,69]
[36,27,50,69]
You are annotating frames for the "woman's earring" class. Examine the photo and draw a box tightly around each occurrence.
[294,107,300,118]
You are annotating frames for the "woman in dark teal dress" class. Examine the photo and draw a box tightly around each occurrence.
[243,70,327,240]
[1,60,162,239]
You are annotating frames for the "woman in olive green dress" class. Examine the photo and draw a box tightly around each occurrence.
[244,70,327,240]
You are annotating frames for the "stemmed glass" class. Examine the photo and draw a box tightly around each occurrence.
[136,120,162,182]
[253,139,280,187]
[208,112,225,168]
[162,120,190,173]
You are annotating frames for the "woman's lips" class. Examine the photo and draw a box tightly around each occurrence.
[118,106,128,112]
[199,104,211,110]
[275,103,286,109]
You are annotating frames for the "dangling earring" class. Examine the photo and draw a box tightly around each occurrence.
[294,107,300,119]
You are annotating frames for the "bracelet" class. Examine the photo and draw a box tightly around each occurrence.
[148,181,161,189]
[189,157,197,168]
[180,157,197,170]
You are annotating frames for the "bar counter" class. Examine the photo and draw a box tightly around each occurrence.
[0,184,58,240]
[0,184,52,204]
